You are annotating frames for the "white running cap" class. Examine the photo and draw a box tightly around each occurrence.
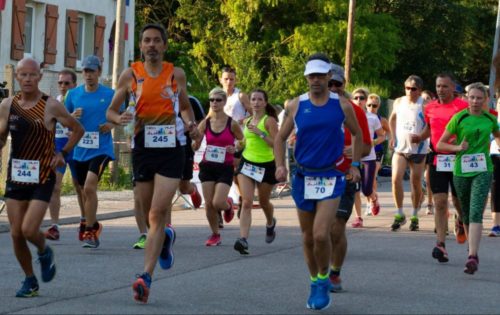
[304,59,331,76]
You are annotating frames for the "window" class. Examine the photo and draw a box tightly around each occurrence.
[76,15,85,67]
[24,5,34,55]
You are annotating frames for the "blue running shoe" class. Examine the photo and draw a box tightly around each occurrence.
[15,276,39,298]
[306,281,318,309]
[159,226,175,270]
[38,246,56,282]
[132,272,152,303]
[308,278,331,310]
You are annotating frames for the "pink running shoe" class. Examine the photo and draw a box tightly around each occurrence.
[370,199,380,216]
[351,216,363,228]
[223,198,235,223]
[205,233,221,246]
[190,185,202,209]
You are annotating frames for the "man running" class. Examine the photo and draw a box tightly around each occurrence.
[411,73,467,262]
[389,75,429,231]
[65,55,116,249]
[44,69,85,241]
[0,58,83,297]
[275,53,361,310]
[107,23,198,303]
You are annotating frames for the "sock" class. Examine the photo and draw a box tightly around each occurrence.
[397,208,404,216]
[51,224,59,229]
[317,273,329,281]
[80,217,86,222]
[330,266,341,276]
[93,222,100,229]
[310,275,318,282]
[412,208,420,217]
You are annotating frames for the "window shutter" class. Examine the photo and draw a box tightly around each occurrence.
[11,0,26,60]
[94,15,106,61]
[65,9,78,68]
[43,4,58,65]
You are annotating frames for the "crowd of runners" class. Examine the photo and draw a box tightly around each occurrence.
[2,23,500,311]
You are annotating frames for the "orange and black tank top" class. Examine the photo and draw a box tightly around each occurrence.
[7,93,55,185]
[131,61,183,150]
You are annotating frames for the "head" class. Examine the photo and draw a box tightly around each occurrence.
[304,53,331,96]
[208,87,227,114]
[250,89,277,119]
[352,87,369,108]
[435,73,456,103]
[421,90,435,103]
[466,82,488,114]
[219,66,236,93]
[57,68,77,96]
[139,24,168,63]
[404,75,423,99]
[81,55,102,88]
[366,93,381,114]
[328,63,345,95]
[15,57,42,94]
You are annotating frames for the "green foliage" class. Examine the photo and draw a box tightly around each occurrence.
[60,165,132,195]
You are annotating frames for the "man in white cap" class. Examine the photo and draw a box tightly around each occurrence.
[275,53,362,310]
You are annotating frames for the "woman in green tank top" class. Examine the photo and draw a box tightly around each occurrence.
[233,89,279,255]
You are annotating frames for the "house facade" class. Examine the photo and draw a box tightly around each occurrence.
[0,0,135,97]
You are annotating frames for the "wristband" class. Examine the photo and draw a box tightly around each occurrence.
[351,161,360,167]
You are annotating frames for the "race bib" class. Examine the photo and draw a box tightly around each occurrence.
[78,132,99,149]
[436,154,455,172]
[461,153,487,173]
[241,162,265,182]
[403,121,417,134]
[205,145,226,163]
[304,176,336,200]
[11,159,39,183]
[55,123,69,139]
[145,125,176,148]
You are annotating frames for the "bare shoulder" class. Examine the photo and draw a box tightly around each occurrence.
[0,96,13,116]
[338,95,354,113]
[174,66,187,79]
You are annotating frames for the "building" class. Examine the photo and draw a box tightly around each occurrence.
[0,0,135,97]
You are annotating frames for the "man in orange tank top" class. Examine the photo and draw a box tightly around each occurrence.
[0,58,83,297]
[107,24,198,304]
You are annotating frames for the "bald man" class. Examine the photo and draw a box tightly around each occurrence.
[0,58,83,297]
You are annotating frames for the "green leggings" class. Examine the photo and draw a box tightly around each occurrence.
[453,172,492,225]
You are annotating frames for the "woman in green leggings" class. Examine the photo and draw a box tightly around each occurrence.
[436,82,500,274]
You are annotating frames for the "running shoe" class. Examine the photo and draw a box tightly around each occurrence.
[159,226,175,269]
[364,203,372,216]
[205,233,221,246]
[93,221,103,238]
[464,255,479,275]
[488,225,500,237]
[44,225,60,241]
[391,214,406,231]
[432,242,449,263]
[133,234,147,249]
[329,273,343,292]
[234,237,249,255]
[370,199,380,216]
[190,185,202,209]
[223,197,235,223]
[265,217,277,244]
[218,212,224,229]
[306,281,318,309]
[426,204,434,215]
[409,216,419,231]
[78,219,86,241]
[132,272,151,303]
[351,216,363,228]
[38,246,56,282]
[15,276,39,298]
[454,217,466,244]
[82,230,100,248]
[307,278,331,310]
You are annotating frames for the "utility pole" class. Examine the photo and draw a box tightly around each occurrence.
[110,0,126,184]
[489,0,500,106]
[345,0,356,86]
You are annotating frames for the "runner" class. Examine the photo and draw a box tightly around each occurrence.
[411,73,468,263]
[388,75,429,231]
[327,63,372,292]
[106,24,198,303]
[489,97,500,237]
[45,69,85,241]
[275,53,361,310]
[65,55,116,249]
[436,82,500,274]
[0,58,83,297]
[234,89,278,255]
[193,87,243,246]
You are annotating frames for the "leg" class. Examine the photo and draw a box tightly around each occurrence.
[256,182,275,226]
[237,174,256,239]
[409,160,425,210]
[467,172,492,256]
[7,200,33,276]
[133,185,148,233]
[433,193,450,244]
[83,172,99,228]
[391,153,408,211]
[201,181,219,234]
[47,171,64,225]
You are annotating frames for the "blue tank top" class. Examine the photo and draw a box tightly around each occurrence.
[293,92,345,176]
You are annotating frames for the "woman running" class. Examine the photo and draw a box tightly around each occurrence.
[234,89,279,255]
[194,87,243,246]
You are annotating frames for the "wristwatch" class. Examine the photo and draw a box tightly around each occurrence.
[260,132,266,139]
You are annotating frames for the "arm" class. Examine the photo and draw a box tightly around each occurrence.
[192,119,207,151]
[175,67,198,140]
[274,98,298,182]
[106,68,134,125]
[389,98,400,148]
[411,124,430,143]
[373,127,385,146]
[261,116,279,148]
[227,119,245,154]
[436,130,466,153]
[0,97,12,149]
[340,97,362,182]
[494,130,500,150]
[239,92,251,115]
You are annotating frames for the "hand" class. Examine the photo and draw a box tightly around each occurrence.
[409,134,420,143]
[247,124,261,136]
[458,138,469,152]
[72,108,83,119]
[50,152,65,169]
[347,165,361,183]
[226,145,236,154]
[389,138,395,148]
[119,111,134,125]
[275,165,288,182]
[343,145,353,159]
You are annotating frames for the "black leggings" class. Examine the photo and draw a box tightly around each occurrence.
[491,155,500,213]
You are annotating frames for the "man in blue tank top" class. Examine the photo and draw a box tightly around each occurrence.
[275,53,362,311]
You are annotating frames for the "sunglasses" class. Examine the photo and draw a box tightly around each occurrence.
[328,80,343,88]
[405,86,418,91]
[353,96,366,101]
[209,98,223,103]
[58,81,72,86]
[367,104,378,108]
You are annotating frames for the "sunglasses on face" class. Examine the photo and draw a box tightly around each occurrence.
[353,96,366,101]
[328,80,343,88]
[58,81,71,86]
[367,104,378,108]
[209,98,223,103]
[405,86,418,91]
